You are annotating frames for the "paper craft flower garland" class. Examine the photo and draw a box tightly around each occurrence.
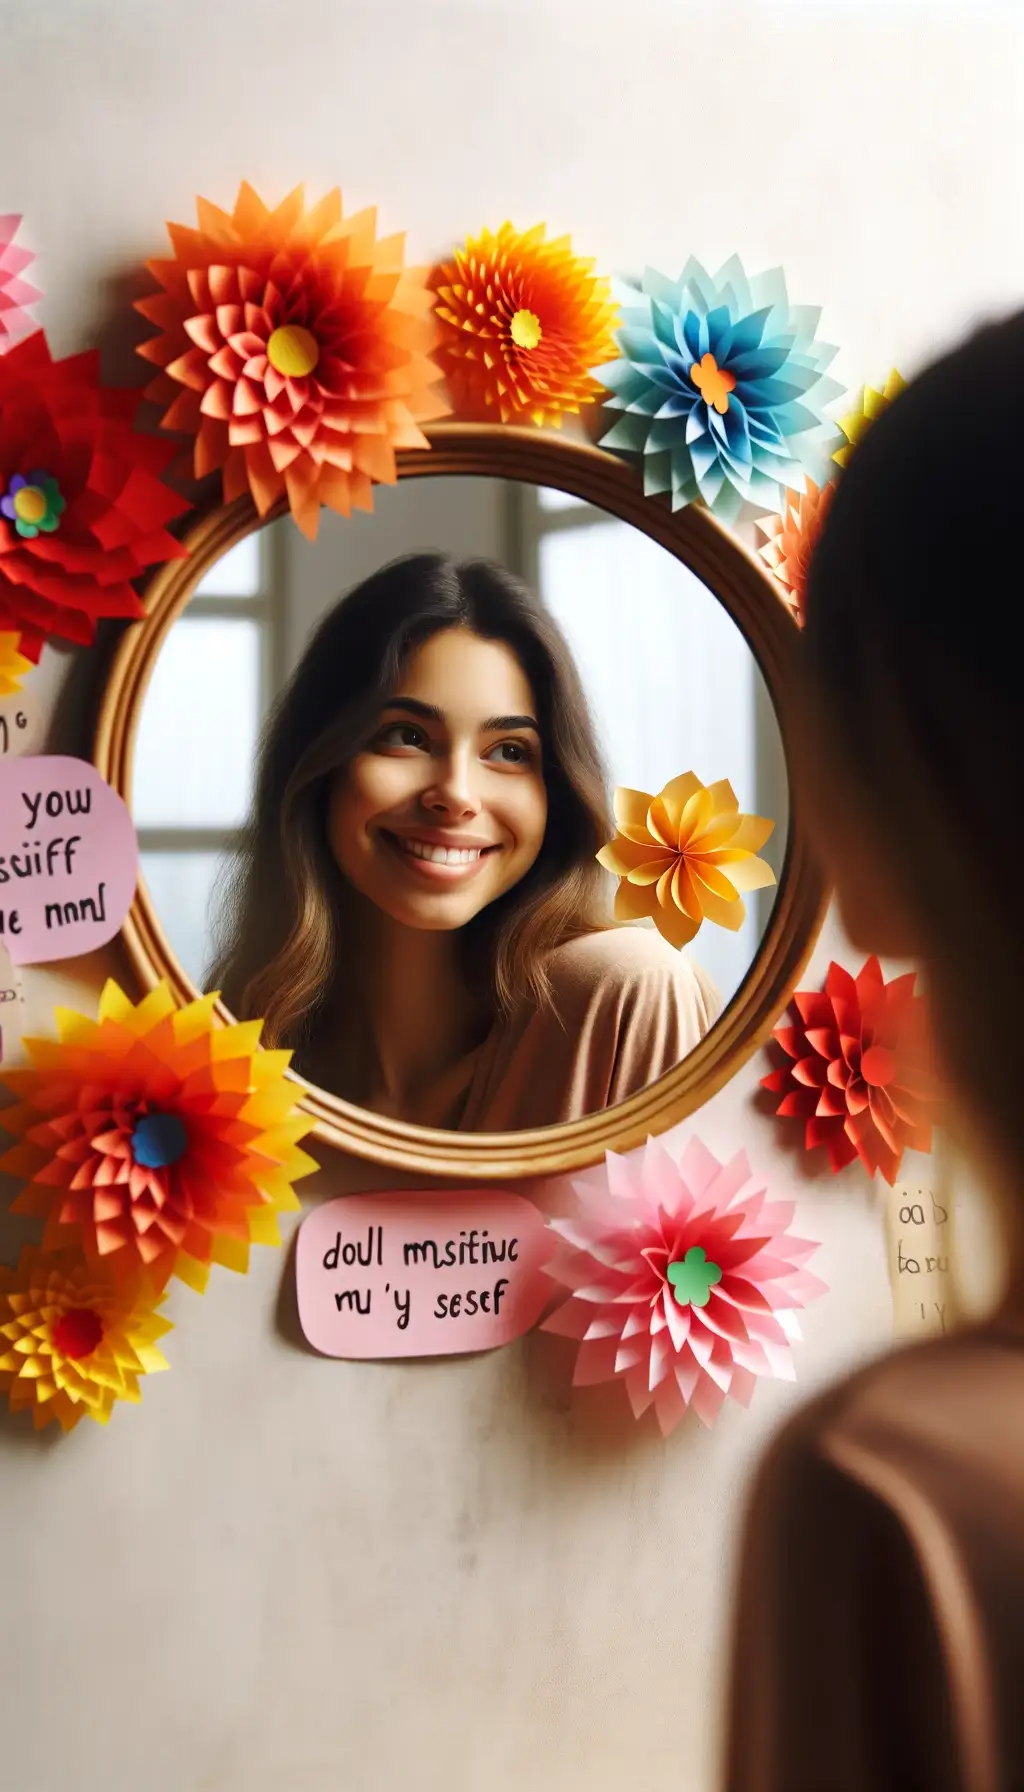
[834,369,906,468]
[597,773,776,948]
[543,1135,826,1434]
[762,955,933,1185]
[0,1245,170,1432]
[755,476,835,625]
[596,256,843,524]
[433,222,619,427]
[0,629,31,695]
[0,215,40,352]
[136,181,450,540]
[0,979,317,1294]
[0,333,190,659]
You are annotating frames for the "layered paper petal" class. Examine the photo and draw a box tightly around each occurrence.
[433,221,619,427]
[0,980,318,1292]
[756,476,835,626]
[0,216,41,352]
[136,181,450,540]
[834,369,906,469]
[0,1245,170,1432]
[761,955,934,1185]
[0,333,190,658]
[0,630,31,695]
[597,772,776,947]
[543,1134,826,1435]
[595,256,844,525]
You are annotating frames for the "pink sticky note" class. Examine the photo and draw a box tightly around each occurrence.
[0,755,138,964]
[296,1192,553,1359]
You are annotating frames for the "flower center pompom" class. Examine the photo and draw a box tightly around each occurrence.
[51,1307,104,1360]
[690,352,736,416]
[667,1246,722,1309]
[131,1112,189,1170]
[510,308,542,352]
[266,324,320,378]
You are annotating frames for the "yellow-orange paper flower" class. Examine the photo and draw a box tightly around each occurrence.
[0,630,31,695]
[136,182,449,539]
[433,222,619,426]
[597,774,777,948]
[0,980,317,1293]
[834,369,906,468]
[756,477,836,626]
[0,1245,170,1432]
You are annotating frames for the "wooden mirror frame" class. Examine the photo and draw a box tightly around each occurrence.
[94,423,827,1178]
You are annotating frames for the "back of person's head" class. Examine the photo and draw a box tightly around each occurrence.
[802,311,1024,1243]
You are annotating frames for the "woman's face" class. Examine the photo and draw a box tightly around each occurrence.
[328,627,549,932]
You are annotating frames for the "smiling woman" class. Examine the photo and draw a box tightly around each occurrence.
[212,555,721,1130]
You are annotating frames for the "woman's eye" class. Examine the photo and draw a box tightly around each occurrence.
[486,739,533,766]
[378,723,427,750]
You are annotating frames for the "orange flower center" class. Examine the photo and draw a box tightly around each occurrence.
[267,325,320,379]
[52,1307,104,1360]
[510,308,542,352]
[860,1044,896,1087]
[690,352,736,416]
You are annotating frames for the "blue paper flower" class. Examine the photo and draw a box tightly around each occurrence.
[595,257,844,524]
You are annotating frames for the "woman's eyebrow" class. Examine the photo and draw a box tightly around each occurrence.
[382,698,540,734]
[482,714,540,734]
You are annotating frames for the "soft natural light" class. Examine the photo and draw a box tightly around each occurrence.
[193,531,263,598]
[132,618,262,828]
[139,852,231,988]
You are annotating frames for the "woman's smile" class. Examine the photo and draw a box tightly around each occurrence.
[379,828,502,880]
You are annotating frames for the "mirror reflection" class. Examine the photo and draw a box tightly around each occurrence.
[132,479,788,1131]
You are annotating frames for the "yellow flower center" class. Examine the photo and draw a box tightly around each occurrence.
[510,309,542,352]
[690,352,737,416]
[13,485,47,525]
[267,324,320,379]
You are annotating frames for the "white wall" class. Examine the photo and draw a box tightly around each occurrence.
[2,4,1021,1790]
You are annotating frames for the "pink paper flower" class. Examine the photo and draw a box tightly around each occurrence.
[0,217,41,352]
[542,1135,826,1434]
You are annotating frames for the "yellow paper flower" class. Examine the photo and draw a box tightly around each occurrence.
[1,980,317,1293]
[596,773,777,948]
[833,369,906,468]
[0,630,31,695]
[433,222,619,426]
[756,476,836,626]
[0,1245,170,1432]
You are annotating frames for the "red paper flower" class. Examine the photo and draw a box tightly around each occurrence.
[0,333,190,659]
[762,956,934,1184]
[543,1135,826,1434]
[136,181,449,540]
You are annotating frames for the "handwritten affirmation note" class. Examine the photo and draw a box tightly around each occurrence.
[296,1193,553,1359]
[884,1148,958,1341]
[0,755,138,964]
[0,686,43,760]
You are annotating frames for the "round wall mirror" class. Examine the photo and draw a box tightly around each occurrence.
[94,427,825,1177]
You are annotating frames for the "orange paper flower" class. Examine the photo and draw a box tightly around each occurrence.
[433,222,619,426]
[597,773,776,948]
[0,629,30,695]
[761,956,934,1185]
[756,476,836,625]
[834,369,906,469]
[0,980,317,1292]
[136,182,449,539]
[0,1245,170,1432]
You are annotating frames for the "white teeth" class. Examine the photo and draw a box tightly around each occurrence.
[397,839,484,865]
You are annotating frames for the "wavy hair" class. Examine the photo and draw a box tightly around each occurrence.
[210,553,612,1073]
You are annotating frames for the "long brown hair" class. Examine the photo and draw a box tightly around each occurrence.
[803,313,1024,1261]
[211,553,612,1068]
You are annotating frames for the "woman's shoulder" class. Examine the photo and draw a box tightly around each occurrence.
[545,925,721,1016]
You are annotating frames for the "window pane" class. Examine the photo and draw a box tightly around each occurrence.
[140,851,234,991]
[133,618,261,828]
[537,485,587,511]
[194,531,262,598]
[538,518,762,1007]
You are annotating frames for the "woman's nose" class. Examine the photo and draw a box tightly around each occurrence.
[422,750,482,818]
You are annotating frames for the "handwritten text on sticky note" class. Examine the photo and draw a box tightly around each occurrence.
[296,1193,553,1359]
[0,756,138,964]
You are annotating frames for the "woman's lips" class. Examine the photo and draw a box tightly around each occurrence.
[379,829,500,882]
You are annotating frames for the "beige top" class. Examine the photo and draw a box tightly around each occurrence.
[457,924,721,1132]
[724,1323,1024,1792]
